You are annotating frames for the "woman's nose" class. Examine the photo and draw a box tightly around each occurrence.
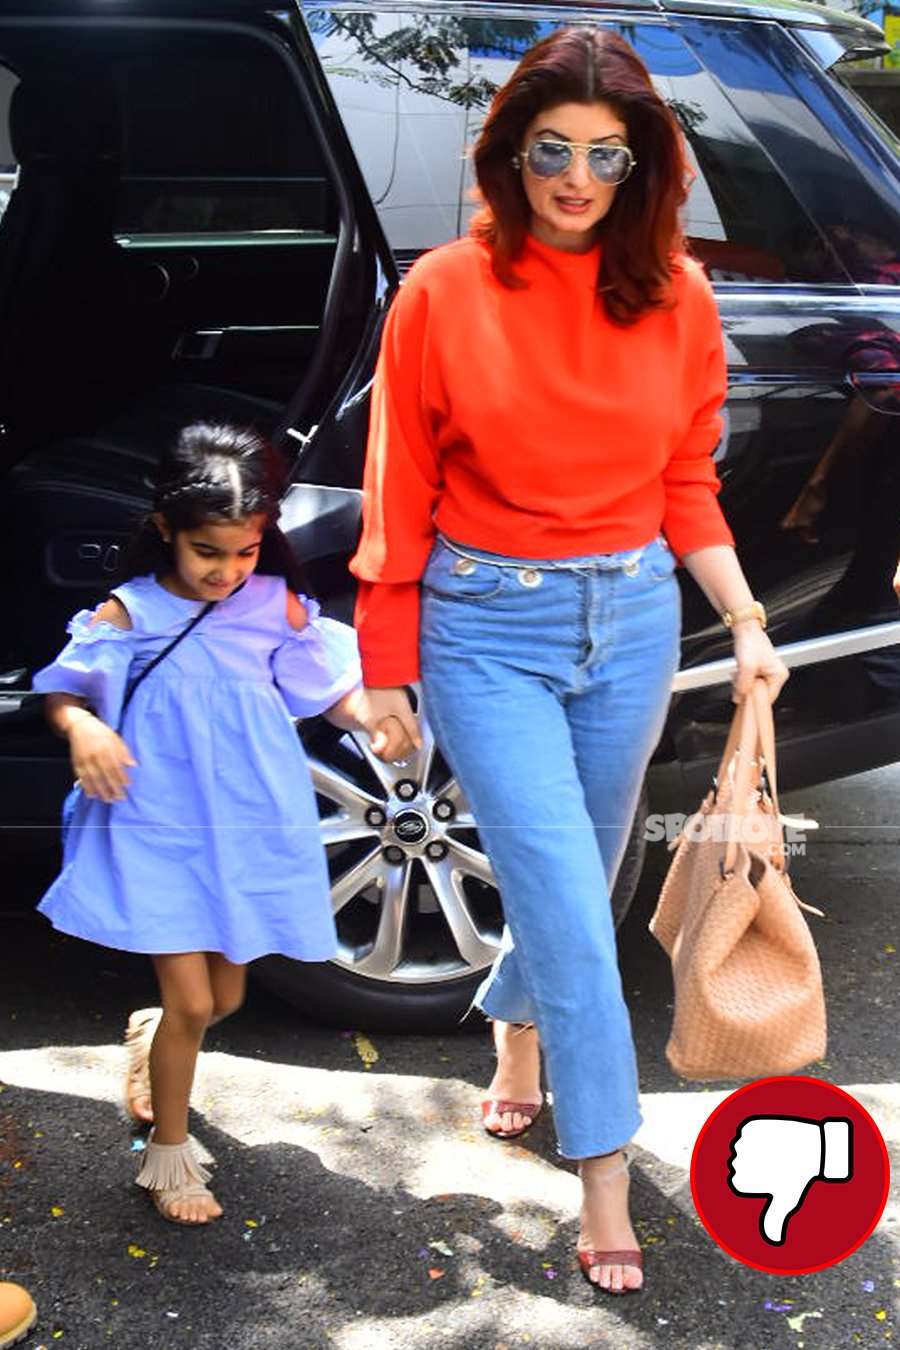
[566,148,593,185]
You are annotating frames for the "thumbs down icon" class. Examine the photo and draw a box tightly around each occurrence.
[728,1115,853,1244]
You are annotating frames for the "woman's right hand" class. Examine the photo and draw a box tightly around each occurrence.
[358,686,422,762]
[68,713,137,802]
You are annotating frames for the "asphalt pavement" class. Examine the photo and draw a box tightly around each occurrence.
[0,767,898,1350]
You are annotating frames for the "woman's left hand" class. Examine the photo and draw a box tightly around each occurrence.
[731,622,789,703]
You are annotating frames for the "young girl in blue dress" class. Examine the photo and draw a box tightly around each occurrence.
[33,422,413,1226]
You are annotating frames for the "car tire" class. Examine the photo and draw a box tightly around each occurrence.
[251,698,648,1033]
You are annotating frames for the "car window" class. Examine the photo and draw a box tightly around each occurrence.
[0,65,18,222]
[830,49,900,142]
[303,6,847,283]
[683,17,899,289]
[112,38,334,241]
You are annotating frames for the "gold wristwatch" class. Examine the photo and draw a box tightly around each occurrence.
[721,600,767,631]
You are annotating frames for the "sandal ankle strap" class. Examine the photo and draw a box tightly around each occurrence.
[136,1134,211,1192]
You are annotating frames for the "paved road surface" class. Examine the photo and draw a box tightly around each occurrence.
[0,768,897,1349]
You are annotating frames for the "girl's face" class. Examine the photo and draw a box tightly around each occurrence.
[519,99,630,253]
[154,513,267,602]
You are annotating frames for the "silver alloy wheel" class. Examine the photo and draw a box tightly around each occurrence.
[305,688,503,985]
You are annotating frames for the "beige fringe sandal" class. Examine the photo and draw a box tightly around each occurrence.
[123,1007,162,1123]
[136,1133,222,1224]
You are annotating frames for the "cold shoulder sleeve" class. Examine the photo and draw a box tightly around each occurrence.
[31,610,135,727]
[272,597,362,718]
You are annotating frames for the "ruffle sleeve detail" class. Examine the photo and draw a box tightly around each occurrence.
[272,601,362,718]
[31,610,135,727]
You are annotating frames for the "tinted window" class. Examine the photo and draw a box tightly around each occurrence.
[112,39,333,238]
[832,51,900,141]
[304,7,846,282]
[0,65,18,220]
[682,18,898,288]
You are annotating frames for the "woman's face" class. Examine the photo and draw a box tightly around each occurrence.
[518,99,630,253]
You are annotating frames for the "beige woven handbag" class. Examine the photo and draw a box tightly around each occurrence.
[649,679,826,1081]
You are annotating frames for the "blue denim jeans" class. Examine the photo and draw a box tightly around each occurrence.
[420,533,681,1158]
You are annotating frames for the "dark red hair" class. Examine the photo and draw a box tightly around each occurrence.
[471,27,690,325]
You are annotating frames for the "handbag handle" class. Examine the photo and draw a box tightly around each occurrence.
[723,678,785,875]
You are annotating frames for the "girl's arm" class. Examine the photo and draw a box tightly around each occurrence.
[680,544,789,702]
[46,693,137,803]
[323,685,421,762]
[45,594,137,802]
[285,591,309,631]
[283,590,420,759]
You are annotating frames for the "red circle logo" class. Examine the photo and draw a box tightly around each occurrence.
[690,1077,890,1274]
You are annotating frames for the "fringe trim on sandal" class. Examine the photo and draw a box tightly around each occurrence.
[123,1006,162,1121]
[189,1135,216,1169]
[136,1134,211,1193]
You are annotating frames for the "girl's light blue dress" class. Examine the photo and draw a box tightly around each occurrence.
[32,573,361,964]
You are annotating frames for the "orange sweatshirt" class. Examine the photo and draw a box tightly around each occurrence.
[351,233,733,685]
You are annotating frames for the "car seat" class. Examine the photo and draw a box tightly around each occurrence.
[0,72,126,459]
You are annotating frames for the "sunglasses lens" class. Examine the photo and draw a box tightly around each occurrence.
[525,141,633,184]
[526,141,573,178]
[587,145,633,183]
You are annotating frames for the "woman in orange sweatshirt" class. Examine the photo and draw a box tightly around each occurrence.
[351,26,787,1295]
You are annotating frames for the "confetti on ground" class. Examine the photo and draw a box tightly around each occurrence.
[428,1240,454,1257]
[863,1281,876,1293]
[427,1268,445,1280]
[50,1206,64,1218]
[127,1244,146,1259]
[765,1301,794,1312]
[244,1219,258,1229]
[353,1032,379,1069]
[787,1311,823,1332]
[876,1311,888,1321]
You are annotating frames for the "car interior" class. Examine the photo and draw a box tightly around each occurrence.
[0,18,372,693]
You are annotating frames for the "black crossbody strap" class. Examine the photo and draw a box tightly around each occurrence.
[119,599,215,722]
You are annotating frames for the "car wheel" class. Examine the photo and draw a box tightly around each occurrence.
[252,691,648,1032]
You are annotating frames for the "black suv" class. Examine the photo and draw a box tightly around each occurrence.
[0,0,898,1030]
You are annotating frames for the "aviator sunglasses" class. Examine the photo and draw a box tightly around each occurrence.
[514,139,637,185]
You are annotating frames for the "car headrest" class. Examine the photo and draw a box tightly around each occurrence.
[9,76,118,165]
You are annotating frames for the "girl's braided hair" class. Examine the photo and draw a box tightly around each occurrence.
[153,422,284,527]
[119,421,306,590]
